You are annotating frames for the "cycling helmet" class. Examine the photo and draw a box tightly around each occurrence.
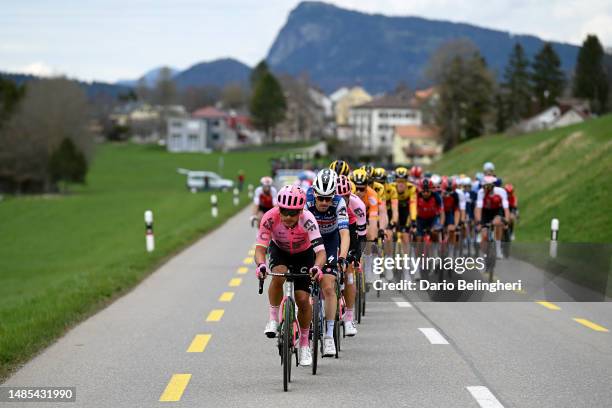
[482,175,497,186]
[505,183,514,194]
[483,162,495,172]
[361,165,374,179]
[329,160,351,177]
[410,166,422,178]
[260,176,273,186]
[372,167,386,183]
[431,174,441,187]
[277,185,306,210]
[395,166,409,180]
[351,169,368,186]
[336,175,352,196]
[424,171,432,178]
[312,169,338,196]
[420,178,432,191]
[462,177,472,186]
[475,172,484,182]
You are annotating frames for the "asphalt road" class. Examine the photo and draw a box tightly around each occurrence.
[2,207,611,407]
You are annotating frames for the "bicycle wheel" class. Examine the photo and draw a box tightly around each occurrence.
[282,299,293,391]
[333,318,340,358]
[361,270,367,316]
[312,295,320,375]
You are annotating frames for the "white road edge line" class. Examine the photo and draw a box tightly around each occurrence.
[466,386,504,408]
[418,328,449,344]
[391,297,412,308]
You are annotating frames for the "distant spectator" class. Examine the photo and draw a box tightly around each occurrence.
[204,175,210,191]
[237,170,245,191]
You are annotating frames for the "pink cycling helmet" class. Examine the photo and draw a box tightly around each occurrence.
[482,175,497,186]
[260,176,273,186]
[277,185,306,210]
[336,175,352,196]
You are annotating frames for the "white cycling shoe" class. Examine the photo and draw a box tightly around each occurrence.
[264,320,278,338]
[323,336,336,356]
[344,320,357,337]
[299,346,312,366]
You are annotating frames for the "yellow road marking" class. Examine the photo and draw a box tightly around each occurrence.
[537,301,561,311]
[206,309,224,322]
[514,289,526,294]
[248,249,255,256]
[219,291,235,302]
[573,318,609,332]
[237,266,249,274]
[229,278,242,287]
[159,374,191,402]
[243,257,254,264]
[187,334,212,353]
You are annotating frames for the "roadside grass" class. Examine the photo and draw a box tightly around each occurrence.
[0,143,283,380]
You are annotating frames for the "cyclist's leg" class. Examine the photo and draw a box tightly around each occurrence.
[291,250,315,354]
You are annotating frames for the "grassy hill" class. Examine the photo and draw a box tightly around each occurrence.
[0,143,283,380]
[430,114,612,243]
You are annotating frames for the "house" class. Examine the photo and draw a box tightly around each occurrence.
[515,98,591,133]
[167,118,210,153]
[192,106,237,150]
[515,106,562,133]
[393,125,442,166]
[551,108,589,129]
[110,102,188,143]
[348,94,423,158]
[334,87,372,126]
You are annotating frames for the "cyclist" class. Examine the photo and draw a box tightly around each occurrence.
[415,178,445,243]
[442,176,465,254]
[505,184,518,241]
[330,160,351,177]
[475,176,510,259]
[461,176,475,246]
[255,185,326,366]
[483,162,503,187]
[350,169,379,240]
[251,176,277,227]
[306,169,351,351]
[410,165,423,184]
[336,175,367,336]
[393,167,418,253]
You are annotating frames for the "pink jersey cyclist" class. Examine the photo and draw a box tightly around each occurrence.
[256,207,325,254]
[346,193,367,237]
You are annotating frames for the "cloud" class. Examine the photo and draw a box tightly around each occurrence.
[20,62,58,77]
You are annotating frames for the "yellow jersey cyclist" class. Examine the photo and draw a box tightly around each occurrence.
[361,165,387,239]
[391,167,418,248]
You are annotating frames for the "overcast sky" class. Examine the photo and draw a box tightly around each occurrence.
[1,0,611,83]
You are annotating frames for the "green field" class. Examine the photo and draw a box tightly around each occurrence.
[0,143,284,380]
[430,114,612,243]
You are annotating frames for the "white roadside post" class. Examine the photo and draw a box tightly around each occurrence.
[248,184,254,199]
[550,218,559,258]
[144,210,155,252]
[211,194,218,218]
[233,188,239,206]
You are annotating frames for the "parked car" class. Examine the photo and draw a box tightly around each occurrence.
[186,171,233,192]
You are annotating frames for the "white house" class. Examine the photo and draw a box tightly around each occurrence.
[348,94,422,157]
[166,118,210,153]
[516,106,562,133]
[551,108,588,129]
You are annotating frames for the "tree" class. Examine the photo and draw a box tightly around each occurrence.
[250,60,269,88]
[531,43,565,111]
[152,66,177,106]
[0,77,93,193]
[49,137,87,191]
[503,43,532,124]
[427,40,495,149]
[249,72,286,142]
[573,35,609,113]
[0,77,24,128]
[221,83,248,110]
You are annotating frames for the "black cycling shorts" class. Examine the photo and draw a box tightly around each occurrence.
[268,240,315,293]
[482,208,504,225]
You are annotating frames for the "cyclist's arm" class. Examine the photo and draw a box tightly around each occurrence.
[409,189,417,222]
[336,199,350,259]
[498,188,510,222]
[252,186,262,215]
[391,198,399,225]
[254,211,273,262]
[378,199,388,230]
[303,211,326,268]
[436,193,445,226]
[339,229,350,259]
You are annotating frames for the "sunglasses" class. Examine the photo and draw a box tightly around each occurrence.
[279,208,300,217]
[315,196,333,202]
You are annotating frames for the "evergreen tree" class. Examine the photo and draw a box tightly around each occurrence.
[249,72,286,142]
[503,43,532,123]
[573,35,609,113]
[49,137,88,191]
[531,43,565,110]
[250,60,270,88]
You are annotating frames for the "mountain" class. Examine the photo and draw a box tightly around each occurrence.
[116,66,179,87]
[0,72,132,100]
[173,58,251,89]
[266,1,580,93]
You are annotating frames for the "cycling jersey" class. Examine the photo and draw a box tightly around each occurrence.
[417,192,443,220]
[355,186,379,221]
[476,187,509,210]
[454,188,467,211]
[508,193,518,209]
[346,193,367,236]
[371,181,386,202]
[305,188,349,236]
[442,191,459,213]
[253,186,278,211]
[256,207,324,254]
[393,181,417,222]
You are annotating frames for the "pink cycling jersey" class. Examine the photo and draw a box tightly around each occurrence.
[256,207,325,254]
[346,193,367,236]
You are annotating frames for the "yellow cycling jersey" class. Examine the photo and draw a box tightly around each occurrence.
[392,181,417,221]
[383,182,398,202]
[371,181,386,201]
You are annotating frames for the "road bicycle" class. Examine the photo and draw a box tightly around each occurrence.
[349,252,366,324]
[310,279,323,375]
[258,270,309,392]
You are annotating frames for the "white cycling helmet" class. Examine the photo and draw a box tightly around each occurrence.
[312,169,338,196]
[260,176,273,186]
[431,174,441,187]
[483,162,495,172]
[462,177,472,186]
